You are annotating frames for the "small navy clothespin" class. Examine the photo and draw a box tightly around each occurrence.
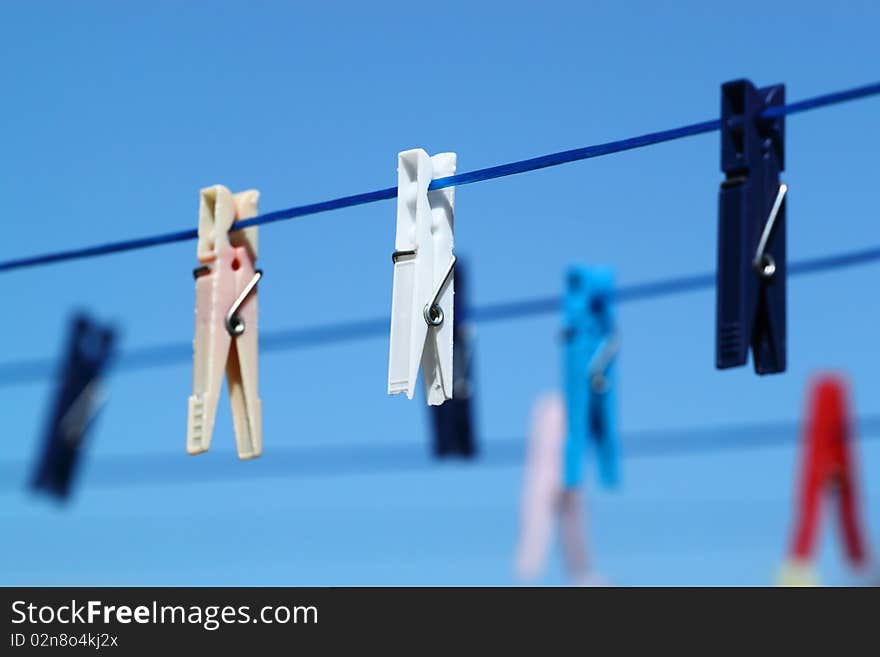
[429,259,477,458]
[562,266,619,489]
[31,313,116,500]
[717,79,787,375]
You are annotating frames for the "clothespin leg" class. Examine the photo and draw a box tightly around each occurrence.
[421,152,457,406]
[388,150,432,399]
[187,263,234,455]
[563,348,588,489]
[590,387,620,488]
[516,393,565,580]
[836,472,869,567]
[226,248,262,460]
[558,488,590,582]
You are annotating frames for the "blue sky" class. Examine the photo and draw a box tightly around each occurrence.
[1,0,878,585]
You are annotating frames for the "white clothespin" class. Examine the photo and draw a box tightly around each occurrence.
[187,185,263,459]
[388,149,457,406]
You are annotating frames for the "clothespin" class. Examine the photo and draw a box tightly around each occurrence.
[778,375,870,586]
[716,78,787,374]
[388,148,457,406]
[516,393,606,586]
[562,266,619,489]
[187,185,262,459]
[31,313,115,500]
[429,258,477,457]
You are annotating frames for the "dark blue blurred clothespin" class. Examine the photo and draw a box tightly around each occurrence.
[429,259,478,458]
[716,79,787,375]
[31,313,116,500]
[562,266,619,489]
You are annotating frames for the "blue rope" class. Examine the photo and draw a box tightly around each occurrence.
[762,81,880,119]
[0,229,199,272]
[3,416,879,490]
[1,81,878,274]
[234,186,397,230]
[427,119,720,190]
[2,244,878,387]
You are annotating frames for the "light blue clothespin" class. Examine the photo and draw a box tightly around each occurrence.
[562,266,619,489]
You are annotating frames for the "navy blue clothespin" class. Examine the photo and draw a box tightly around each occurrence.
[31,313,116,500]
[717,79,787,374]
[562,266,619,489]
[429,259,478,458]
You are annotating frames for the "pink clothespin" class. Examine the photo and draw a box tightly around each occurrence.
[187,185,262,460]
[516,392,606,586]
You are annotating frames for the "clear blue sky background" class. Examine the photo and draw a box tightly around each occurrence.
[1,1,878,585]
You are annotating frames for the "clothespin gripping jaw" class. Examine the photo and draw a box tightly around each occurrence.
[716,78,787,375]
[388,148,457,406]
[187,185,263,460]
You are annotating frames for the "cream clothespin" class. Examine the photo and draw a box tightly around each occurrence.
[388,149,456,406]
[187,185,262,459]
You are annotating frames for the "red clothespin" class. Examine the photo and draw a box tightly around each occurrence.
[778,375,870,585]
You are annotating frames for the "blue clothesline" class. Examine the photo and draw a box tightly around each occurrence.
[3,415,878,490]
[2,243,878,388]
[1,80,878,274]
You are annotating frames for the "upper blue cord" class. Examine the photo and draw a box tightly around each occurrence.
[1,81,878,274]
